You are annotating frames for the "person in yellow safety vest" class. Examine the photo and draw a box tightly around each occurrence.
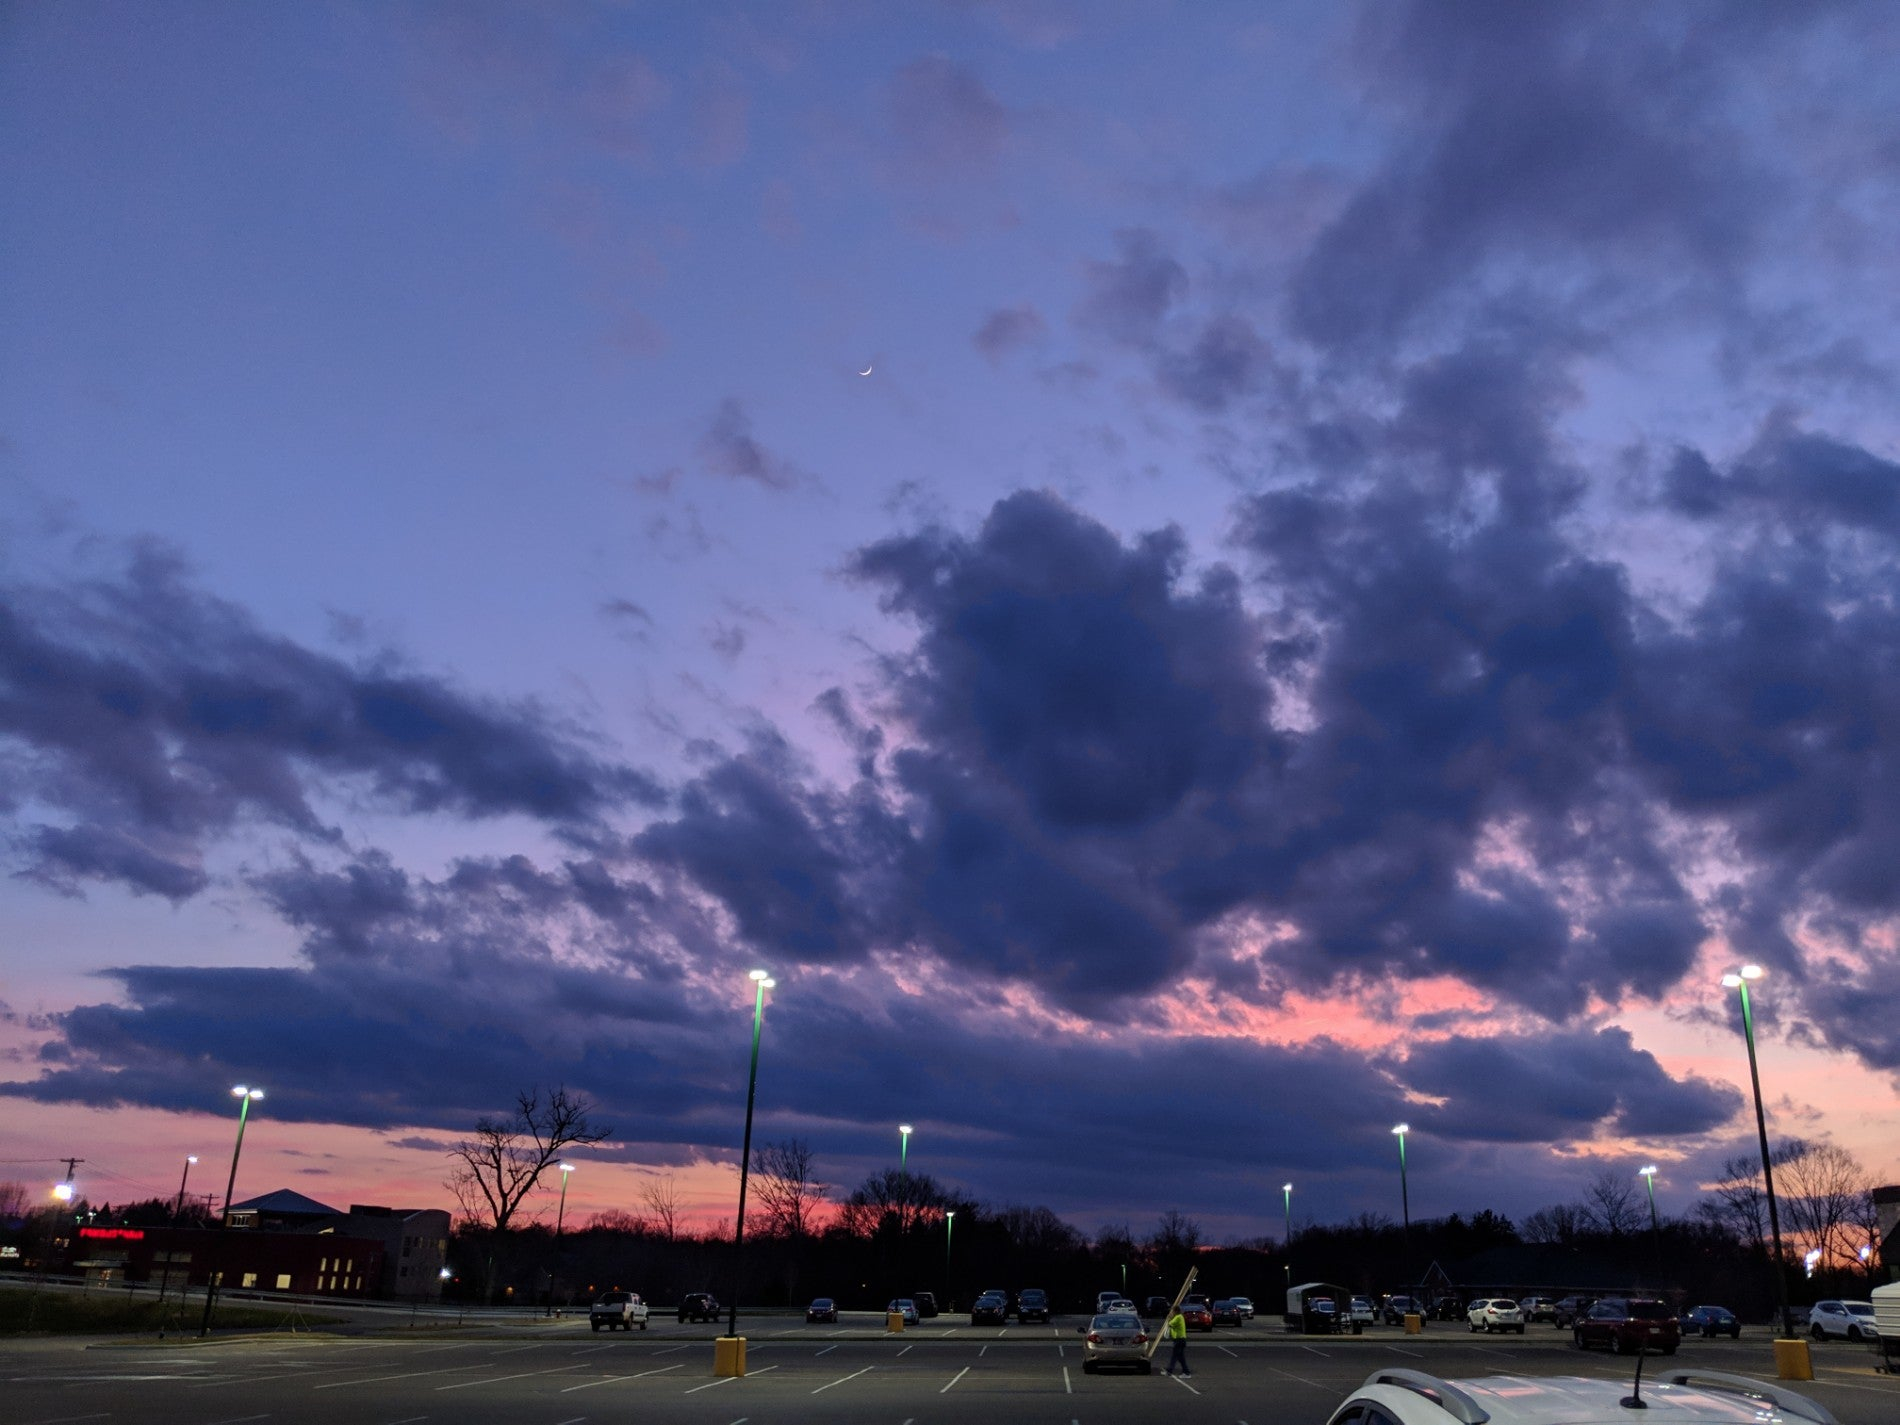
[1164,1305,1191,1376]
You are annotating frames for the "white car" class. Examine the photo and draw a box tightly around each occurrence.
[1079,1310,1152,1374]
[1324,1367,1840,1425]
[1807,1299,1879,1341]
[1467,1298,1526,1334]
[1231,1295,1256,1320]
[1349,1296,1376,1327]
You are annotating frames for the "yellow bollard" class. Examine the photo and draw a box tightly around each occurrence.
[1772,1337,1813,1381]
[713,1336,747,1377]
[1404,1313,1423,1335]
[887,1310,907,1333]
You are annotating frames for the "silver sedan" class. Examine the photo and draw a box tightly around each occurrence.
[1081,1311,1153,1373]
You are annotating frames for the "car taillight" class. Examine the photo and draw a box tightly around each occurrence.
[1087,1333,1102,1344]
[1135,1333,1148,1343]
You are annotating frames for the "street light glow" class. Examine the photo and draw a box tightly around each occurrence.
[748,969,770,981]
[1740,964,1764,980]
[1639,1165,1657,1178]
[1392,1123,1408,1135]
[231,1085,263,1100]
[187,1154,199,1164]
[899,1124,913,1136]
[1282,1182,1293,1192]
[52,1181,74,1201]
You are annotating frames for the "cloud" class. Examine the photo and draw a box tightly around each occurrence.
[973,304,1046,361]
[885,55,1011,180]
[1074,228,1187,348]
[0,544,662,899]
[698,398,805,489]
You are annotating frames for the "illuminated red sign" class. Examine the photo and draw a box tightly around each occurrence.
[78,1227,145,1241]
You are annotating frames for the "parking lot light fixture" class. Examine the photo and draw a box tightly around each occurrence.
[945,1209,955,1304]
[1392,1124,1411,1254]
[174,1154,199,1220]
[1721,965,1794,1337]
[547,1162,574,1318]
[200,1085,263,1337]
[1638,1165,1659,1237]
[728,971,775,1340]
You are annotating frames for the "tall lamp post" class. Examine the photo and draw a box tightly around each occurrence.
[1721,964,1793,1337]
[899,1124,913,1232]
[944,1209,955,1308]
[1639,1165,1659,1239]
[727,970,775,1341]
[1392,1124,1411,1270]
[546,1161,574,1317]
[200,1085,264,1338]
[1283,1182,1294,1287]
[173,1154,200,1220]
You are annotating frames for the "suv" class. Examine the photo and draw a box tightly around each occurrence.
[1144,1295,1172,1318]
[913,1290,939,1319]
[971,1292,1007,1325]
[1807,1299,1879,1341]
[1324,1366,1839,1425]
[1551,1295,1597,1328]
[678,1292,721,1323]
[1016,1288,1051,1323]
[589,1290,649,1331]
[1520,1296,1557,1324]
[1573,1297,1680,1355]
[1467,1299,1525,1334]
[1382,1295,1421,1326]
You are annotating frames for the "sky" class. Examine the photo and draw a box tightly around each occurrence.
[3,1,1899,1245]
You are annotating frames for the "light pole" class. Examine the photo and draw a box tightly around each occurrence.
[899,1124,913,1232]
[1721,965,1794,1337]
[1392,1124,1411,1268]
[200,1085,263,1338]
[727,970,775,1340]
[1283,1182,1294,1287]
[173,1155,200,1220]
[945,1209,955,1307]
[1639,1165,1659,1238]
[547,1161,573,1317]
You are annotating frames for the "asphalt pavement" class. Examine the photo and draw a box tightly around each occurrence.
[6,1314,1897,1425]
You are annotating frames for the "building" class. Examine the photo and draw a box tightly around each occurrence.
[1875,1184,1899,1282]
[67,1188,450,1301]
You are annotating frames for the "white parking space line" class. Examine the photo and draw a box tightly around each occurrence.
[1386,1346,1424,1357]
[979,1345,990,1356]
[684,1366,777,1394]
[381,1417,429,1424]
[313,1367,471,1390]
[1168,1373,1202,1396]
[571,1344,617,1355]
[21,1415,113,1425]
[654,1344,689,1355]
[814,1345,838,1356]
[554,1418,586,1425]
[203,1415,271,1424]
[1216,1345,1238,1357]
[1063,1366,1073,1394]
[812,1366,874,1394]
[941,1366,970,1393]
[897,1345,913,1356]
[1301,1345,1332,1356]
[435,1366,578,1391]
[1057,1343,1065,1356]
[560,1363,682,1393]
[1272,1366,1330,1389]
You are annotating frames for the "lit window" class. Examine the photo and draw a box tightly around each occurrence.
[241,1273,258,1288]
[275,1274,291,1290]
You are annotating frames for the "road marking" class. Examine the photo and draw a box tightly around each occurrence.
[655,1345,689,1355]
[1272,1365,1329,1389]
[941,1366,970,1393]
[1057,1343,1064,1356]
[1063,1366,1073,1394]
[559,1363,682,1392]
[683,1365,779,1395]
[382,1418,429,1424]
[314,1367,470,1390]
[203,1416,271,1424]
[812,1366,872,1394]
[979,1345,989,1356]
[814,1344,838,1355]
[435,1366,577,1391]
[554,1419,586,1425]
[571,1344,617,1354]
[1169,1373,1202,1395]
[897,1344,913,1356]
[490,1344,542,1355]
[21,1417,113,1425]
[1301,1344,1332,1356]
[1386,1346,1424,1357]
[1217,1345,1238,1357]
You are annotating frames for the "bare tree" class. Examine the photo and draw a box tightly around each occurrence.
[839,1167,943,1237]
[1150,1209,1202,1255]
[641,1173,682,1242]
[1522,1202,1586,1245]
[752,1138,828,1239]
[1699,1152,1769,1246]
[1581,1170,1643,1236]
[445,1086,611,1232]
[586,1208,650,1234]
[1777,1140,1870,1269]
[994,1204,1083,1256]
[0,1181,29,1220]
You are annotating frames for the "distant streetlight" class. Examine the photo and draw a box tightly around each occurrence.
[727,970,775,1340]
[200,1086,264,1338]
[52,1155,80,1202]
[547,1161,574,1318]
[1392,1124,1411,1263]
[1720,965,1794,1338]
[1283,1182,1293,1246]
[1638,1165,1659,1241]
[899,1124,914,1231]
[945,1209,955,1306]
[174,1154,200,1221]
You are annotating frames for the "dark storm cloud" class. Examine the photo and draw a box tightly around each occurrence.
[1404,1026,1739,1142]
[1291,2,1782,350]
[0,545,662,899]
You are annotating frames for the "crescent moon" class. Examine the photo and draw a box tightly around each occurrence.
[859,364,874,376]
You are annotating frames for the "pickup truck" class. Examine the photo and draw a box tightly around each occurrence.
[589,1291,649,1331]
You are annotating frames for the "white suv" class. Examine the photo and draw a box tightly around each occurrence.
[1466,1298,1525,1334]
[1807,1299,1879,1341]
[1324,1367,1840,1425]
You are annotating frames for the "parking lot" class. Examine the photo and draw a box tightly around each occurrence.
[6,1315,1897,1425]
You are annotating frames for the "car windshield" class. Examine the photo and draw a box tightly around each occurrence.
[1628,1301,1672,1319]
[812,1299,832,1308]
[1093,1313,1140,1329]
[1846,1303,1875,1318]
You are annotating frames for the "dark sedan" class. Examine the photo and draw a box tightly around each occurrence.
[1212,1299,1246,1326]
[1681,1304,1741,1338]
[971,1293,1008,1325]
[806,1297,838,1323]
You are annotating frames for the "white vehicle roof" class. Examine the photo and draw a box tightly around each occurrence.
[1336,1370,1840,1425]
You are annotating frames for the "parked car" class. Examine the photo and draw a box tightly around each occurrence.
[1467,1298,1526,1334]
[1231,1295,1256,1320]
[1323,1365,1840,1425]
[1520,1296,1558,1323]
[1808,1299,1880,1341]
[588,1290,649,1331]
[678,1292,720,1323]
[1348,1296,1376,1327]
[1144,1295,1172,1318]
[913,1290,939,1318]
[1079,1310,1152,1374]
[1179,1299,1215,1331]
[1382,1294,1421,1325]
[1212,1298,1246,1326]
[1573,1297,1680,1355]
[1096,1290,1125,1313]
[887,1297,920,1324]
[806,1297,838,1323]
[1016,1287,1051,1323]
[971,1292,1008,1325]
[1681,1304,1741,1339]
[1551,1295,1597,1328]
